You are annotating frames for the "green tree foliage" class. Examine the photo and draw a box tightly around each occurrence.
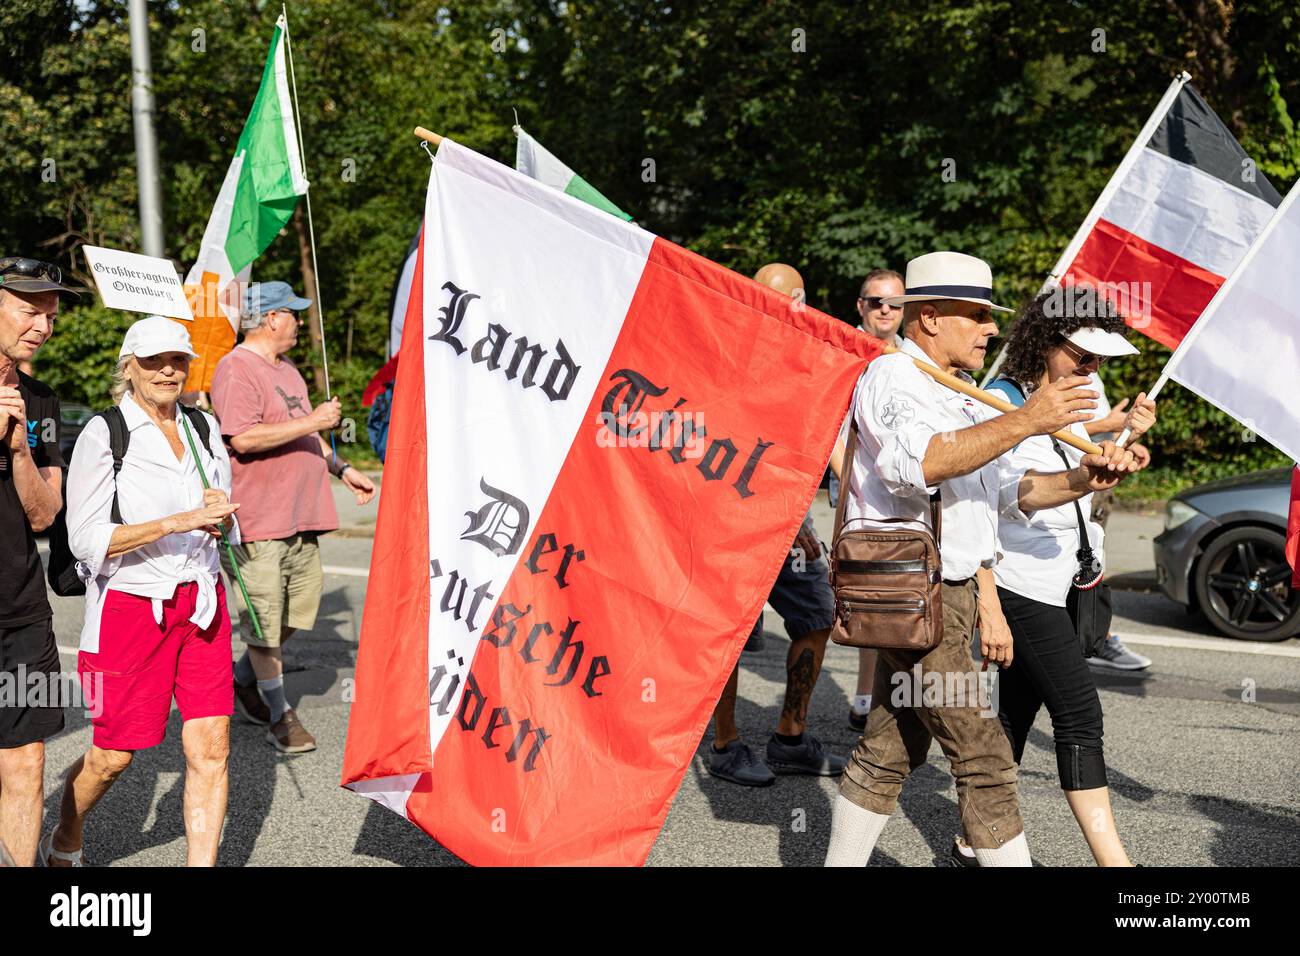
[3,0,1298,481]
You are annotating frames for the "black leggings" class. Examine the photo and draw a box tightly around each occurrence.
[995,586,1108,791]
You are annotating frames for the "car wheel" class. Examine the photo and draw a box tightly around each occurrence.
[1195,526,1300,641]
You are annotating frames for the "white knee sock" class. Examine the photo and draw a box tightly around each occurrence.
[972,831,1032,867]
[824,794,890,867]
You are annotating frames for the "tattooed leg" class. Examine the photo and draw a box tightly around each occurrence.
[778,628,830,736]
[712,665,741,748]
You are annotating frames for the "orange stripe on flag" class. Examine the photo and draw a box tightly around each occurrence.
[184,272,238,393]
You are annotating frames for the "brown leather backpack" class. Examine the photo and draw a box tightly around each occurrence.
[829,415,944,651]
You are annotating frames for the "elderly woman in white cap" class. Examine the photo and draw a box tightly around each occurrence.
[982,288,1156,866]
[42,316,240,867]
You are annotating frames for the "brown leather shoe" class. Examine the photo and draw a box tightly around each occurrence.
[233,680,271,725]
[266,708,316,753]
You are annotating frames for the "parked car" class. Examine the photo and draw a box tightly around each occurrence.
[1153,467,1300,641]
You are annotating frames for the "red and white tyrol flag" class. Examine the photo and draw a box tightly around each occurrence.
[1063,82,1281,350]
[340,139,882,865]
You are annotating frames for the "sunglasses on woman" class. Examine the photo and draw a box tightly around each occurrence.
[1060,340,1107,368]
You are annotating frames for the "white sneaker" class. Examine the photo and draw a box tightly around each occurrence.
[1088,634,1152,671]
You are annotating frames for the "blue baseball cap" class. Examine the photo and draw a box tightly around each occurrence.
[242,280,312,320]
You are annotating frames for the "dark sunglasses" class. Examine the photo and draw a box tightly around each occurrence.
[858,295,896,311]
[0,257,62,284]
[1060,340,1107,367]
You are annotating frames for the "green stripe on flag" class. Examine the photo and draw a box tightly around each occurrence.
[225,23,306,273]
[564,173,632,221]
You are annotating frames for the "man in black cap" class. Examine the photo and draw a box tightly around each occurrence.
[0,257,76,865]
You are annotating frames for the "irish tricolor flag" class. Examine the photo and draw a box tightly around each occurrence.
[1055,76,1281,350]
[341,139,880,865]
[183,14,308,391]
[515,125,631,221]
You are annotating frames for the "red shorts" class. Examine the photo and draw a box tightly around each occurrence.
[78,580,233,751]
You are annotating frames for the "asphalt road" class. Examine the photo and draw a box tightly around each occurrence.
[32,482,1300,866]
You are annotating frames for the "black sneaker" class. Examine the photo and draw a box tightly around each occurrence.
[765,733,846,776]
[706,741,776,787]
[743,630,765,653]
[848,708,867,733]
[949,836,979,868]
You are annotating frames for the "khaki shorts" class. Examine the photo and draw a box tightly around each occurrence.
[221,532,323,648]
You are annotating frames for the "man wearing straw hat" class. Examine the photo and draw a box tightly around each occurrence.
[824,251,1138,867]
[210,281,374,754]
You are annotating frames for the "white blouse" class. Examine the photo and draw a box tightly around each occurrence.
[65,392,239,653]
[992,420,1104,607]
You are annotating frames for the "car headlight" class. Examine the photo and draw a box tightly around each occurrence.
[1165,500,1200,532]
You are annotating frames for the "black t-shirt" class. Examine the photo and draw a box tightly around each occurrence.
[0,371,63,628]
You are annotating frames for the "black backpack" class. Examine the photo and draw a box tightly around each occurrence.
[45,404,215,597]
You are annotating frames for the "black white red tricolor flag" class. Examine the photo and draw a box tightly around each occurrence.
[1062,79,1281,349]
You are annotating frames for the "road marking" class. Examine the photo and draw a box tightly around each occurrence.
[1115,631,1300,658]
[324,564,369,578]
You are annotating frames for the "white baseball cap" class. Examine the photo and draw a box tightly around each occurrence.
[1065,326,1139,357]
[118,315,200,360]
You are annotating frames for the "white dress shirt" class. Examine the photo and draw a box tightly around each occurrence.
[66,392,238,653]
[993,420,1104,607]
[843,338,1024,580]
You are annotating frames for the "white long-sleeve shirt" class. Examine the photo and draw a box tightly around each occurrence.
[843,338,1025,581]
[65,392,238,653]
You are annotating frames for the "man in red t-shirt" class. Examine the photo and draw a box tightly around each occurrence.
[211,281,375,753]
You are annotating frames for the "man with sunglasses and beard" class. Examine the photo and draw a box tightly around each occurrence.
[0,257,77,865]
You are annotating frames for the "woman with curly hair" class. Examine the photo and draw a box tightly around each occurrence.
[981,287,1157,866]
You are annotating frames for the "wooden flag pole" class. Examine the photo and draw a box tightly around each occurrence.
[408,127,1101,456]
[883,347,1103,455]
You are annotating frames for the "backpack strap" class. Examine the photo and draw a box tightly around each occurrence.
[96,406,130,525]
[987,376,1027,407]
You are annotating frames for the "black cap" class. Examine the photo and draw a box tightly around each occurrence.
[0,257,80,298]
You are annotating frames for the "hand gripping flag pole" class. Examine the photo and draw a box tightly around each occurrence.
[180,413,264,641]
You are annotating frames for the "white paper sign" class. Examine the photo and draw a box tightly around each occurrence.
[82,245,194,320]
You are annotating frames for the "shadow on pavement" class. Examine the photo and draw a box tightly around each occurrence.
[352,800,465,866]
[1191,793,1300,866]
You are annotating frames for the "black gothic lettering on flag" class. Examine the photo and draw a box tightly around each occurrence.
[461,478,531,556]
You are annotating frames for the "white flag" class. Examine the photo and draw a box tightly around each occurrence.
[1164,179,1300,460]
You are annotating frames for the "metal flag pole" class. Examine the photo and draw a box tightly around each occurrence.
[979,71,1193,388]
[281,3,340,467]
[179,414,263,641]
[127,0,165,257]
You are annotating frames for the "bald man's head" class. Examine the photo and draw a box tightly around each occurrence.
[753,263,804,299]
